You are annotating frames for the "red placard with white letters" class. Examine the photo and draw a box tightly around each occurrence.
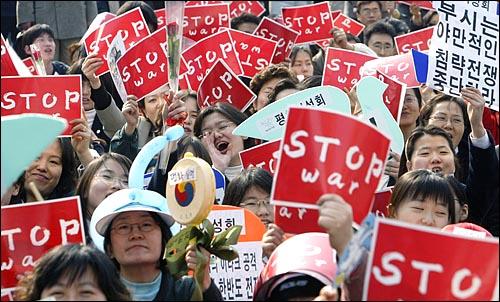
[370,187,393,217]
[395,26,434,55]
[1,197,85,292]
[229,1,266,18]
[83,7,150,76]
[183,3,230,42]
[282,2,334,44]
[229,29,277,78]
[22,58,38,75]
[322,48,377,90]
[332,13,365,37]
[116,28,168,101]
[197,59,254,111]
[182,30,242,91]
[274,205,323,234]
[239,139,281,174]
[272,107,390,225]
[253,17,299,64]
[1,75,82,136]
[361,52,420,88]
[364,218,499,300]
[398,1,434,10]
[377,70,406,124]
[154,8,167,29]
[186,1,223,6]
[1,35,17,76]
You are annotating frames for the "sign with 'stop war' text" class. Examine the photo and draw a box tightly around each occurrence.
[282,2,334,44]
[395,26,434,55]
[1,197,85,292]
[239,139,281,175]
[229,1,266,18]
[253,17,299,64]
[183,3,230,42]
[364,218,499,300]
[272,107,391,225]
[1,75,82,136]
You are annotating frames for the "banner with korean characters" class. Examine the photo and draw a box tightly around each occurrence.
[208,205,266,301]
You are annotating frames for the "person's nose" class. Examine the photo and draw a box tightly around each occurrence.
[442,118,454,130]
[129,225,145,239]
[430,152,442,164]
[420,210,435,227]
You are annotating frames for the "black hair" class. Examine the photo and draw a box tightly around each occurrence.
[385,17,410,36]
[356,1,383,13]
[67,58,90,82]
[222,167,272,207]
[250,63,295,96]
[21,24,55,54]
[104,212,173,270]
[116,1,158,32]
[405,126,455,161]
[364,20,397,43]
[290,45,313,66]
[388,169,456,223]
[177,135,213,165]
[15,244,131,301]
[268,78,299,104]
[193,102,256,149]
[230,12,261,30]
[299,75,323,89]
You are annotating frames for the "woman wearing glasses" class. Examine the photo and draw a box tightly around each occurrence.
[194,102,256,181]
[90,189,222,301]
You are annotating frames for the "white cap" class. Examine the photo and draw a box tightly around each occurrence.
[90,188,176,238]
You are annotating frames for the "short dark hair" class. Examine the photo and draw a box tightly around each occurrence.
[177,135,213,165]
[364,20,397,44]
[21,24,55,53]
[299,75,323,89]
[405,126,455,161]
[290,45,313,66]
[116,1,158,32]
[193,102,256,149]
[388,169,456,223]
[222,167,272,207]
[230,12,261,30]
[67,58,90,82]
[356,1,383,13]
[15,244,131,301]
[250,63,295,96]
[104,212,172,269]
[268,78,299,104]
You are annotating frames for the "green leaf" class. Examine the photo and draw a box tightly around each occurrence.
[202,219,214,238]
[224,225,242,246]
[211,246,239,261]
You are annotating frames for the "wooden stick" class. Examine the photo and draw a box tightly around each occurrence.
[28,181,44,202]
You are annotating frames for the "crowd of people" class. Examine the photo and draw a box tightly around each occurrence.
[2,1,499,301]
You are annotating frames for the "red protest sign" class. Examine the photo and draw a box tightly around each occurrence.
[154,8,167,29]
[116,28,168,101]
[239,139,281,174]
[370,187,393,217]
[83,7,150,76]
[282,2,334,44]
[332,13,365,37]
[364,218,499,300]
[22,58,37,75]
[361,52,420,88]
[377,70,406,124]
[315,39,331,50]
[253,17,299,64]
[229,29,277,78]
[1,35,17,76]
[272,107,390,225]
[1,196,85,291]
[274,205,324,234]
[322,48,377,90]
[183,3,230,42]
[395,26,434,55]
[398,1,434,10]
[229,1,266,18]
[182,30,242,91]
[197,59,255,111]
[1,75,82,136]
[186,1,223,6]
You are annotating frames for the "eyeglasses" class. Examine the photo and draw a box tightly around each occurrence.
[199,121,235,139]
[240,198,272,210]
[429,115,464,126]
[111,221,158,235]
[96,173,128,186]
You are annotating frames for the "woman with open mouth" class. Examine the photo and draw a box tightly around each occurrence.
[194,102,256,182]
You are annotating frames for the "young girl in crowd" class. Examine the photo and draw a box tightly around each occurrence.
[194,102,256,181]
[15,244,131,301]
[289,45,314,81]
[90,188,222,301]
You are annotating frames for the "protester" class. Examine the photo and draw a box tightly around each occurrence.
[15,244,131,301]
[363,20,397,57]
[356,1,383,27]
[20,24,69,75]
[289,45,314,80]
[75,153,132,245]
[194,102,256,181]
[230,12,261,34]
[267,78,300,105]
[1,174,24,206]
[90,188,222,300]
[249,63,297,114]
[21,138,78,203]
[223,167,274,226]
[182,92,199,137]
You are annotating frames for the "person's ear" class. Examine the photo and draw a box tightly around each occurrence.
[406,160,412,171]
[24,45,31,55]
[460,204,469,222]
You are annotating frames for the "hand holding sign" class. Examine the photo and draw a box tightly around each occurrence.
[317,194,354,255]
